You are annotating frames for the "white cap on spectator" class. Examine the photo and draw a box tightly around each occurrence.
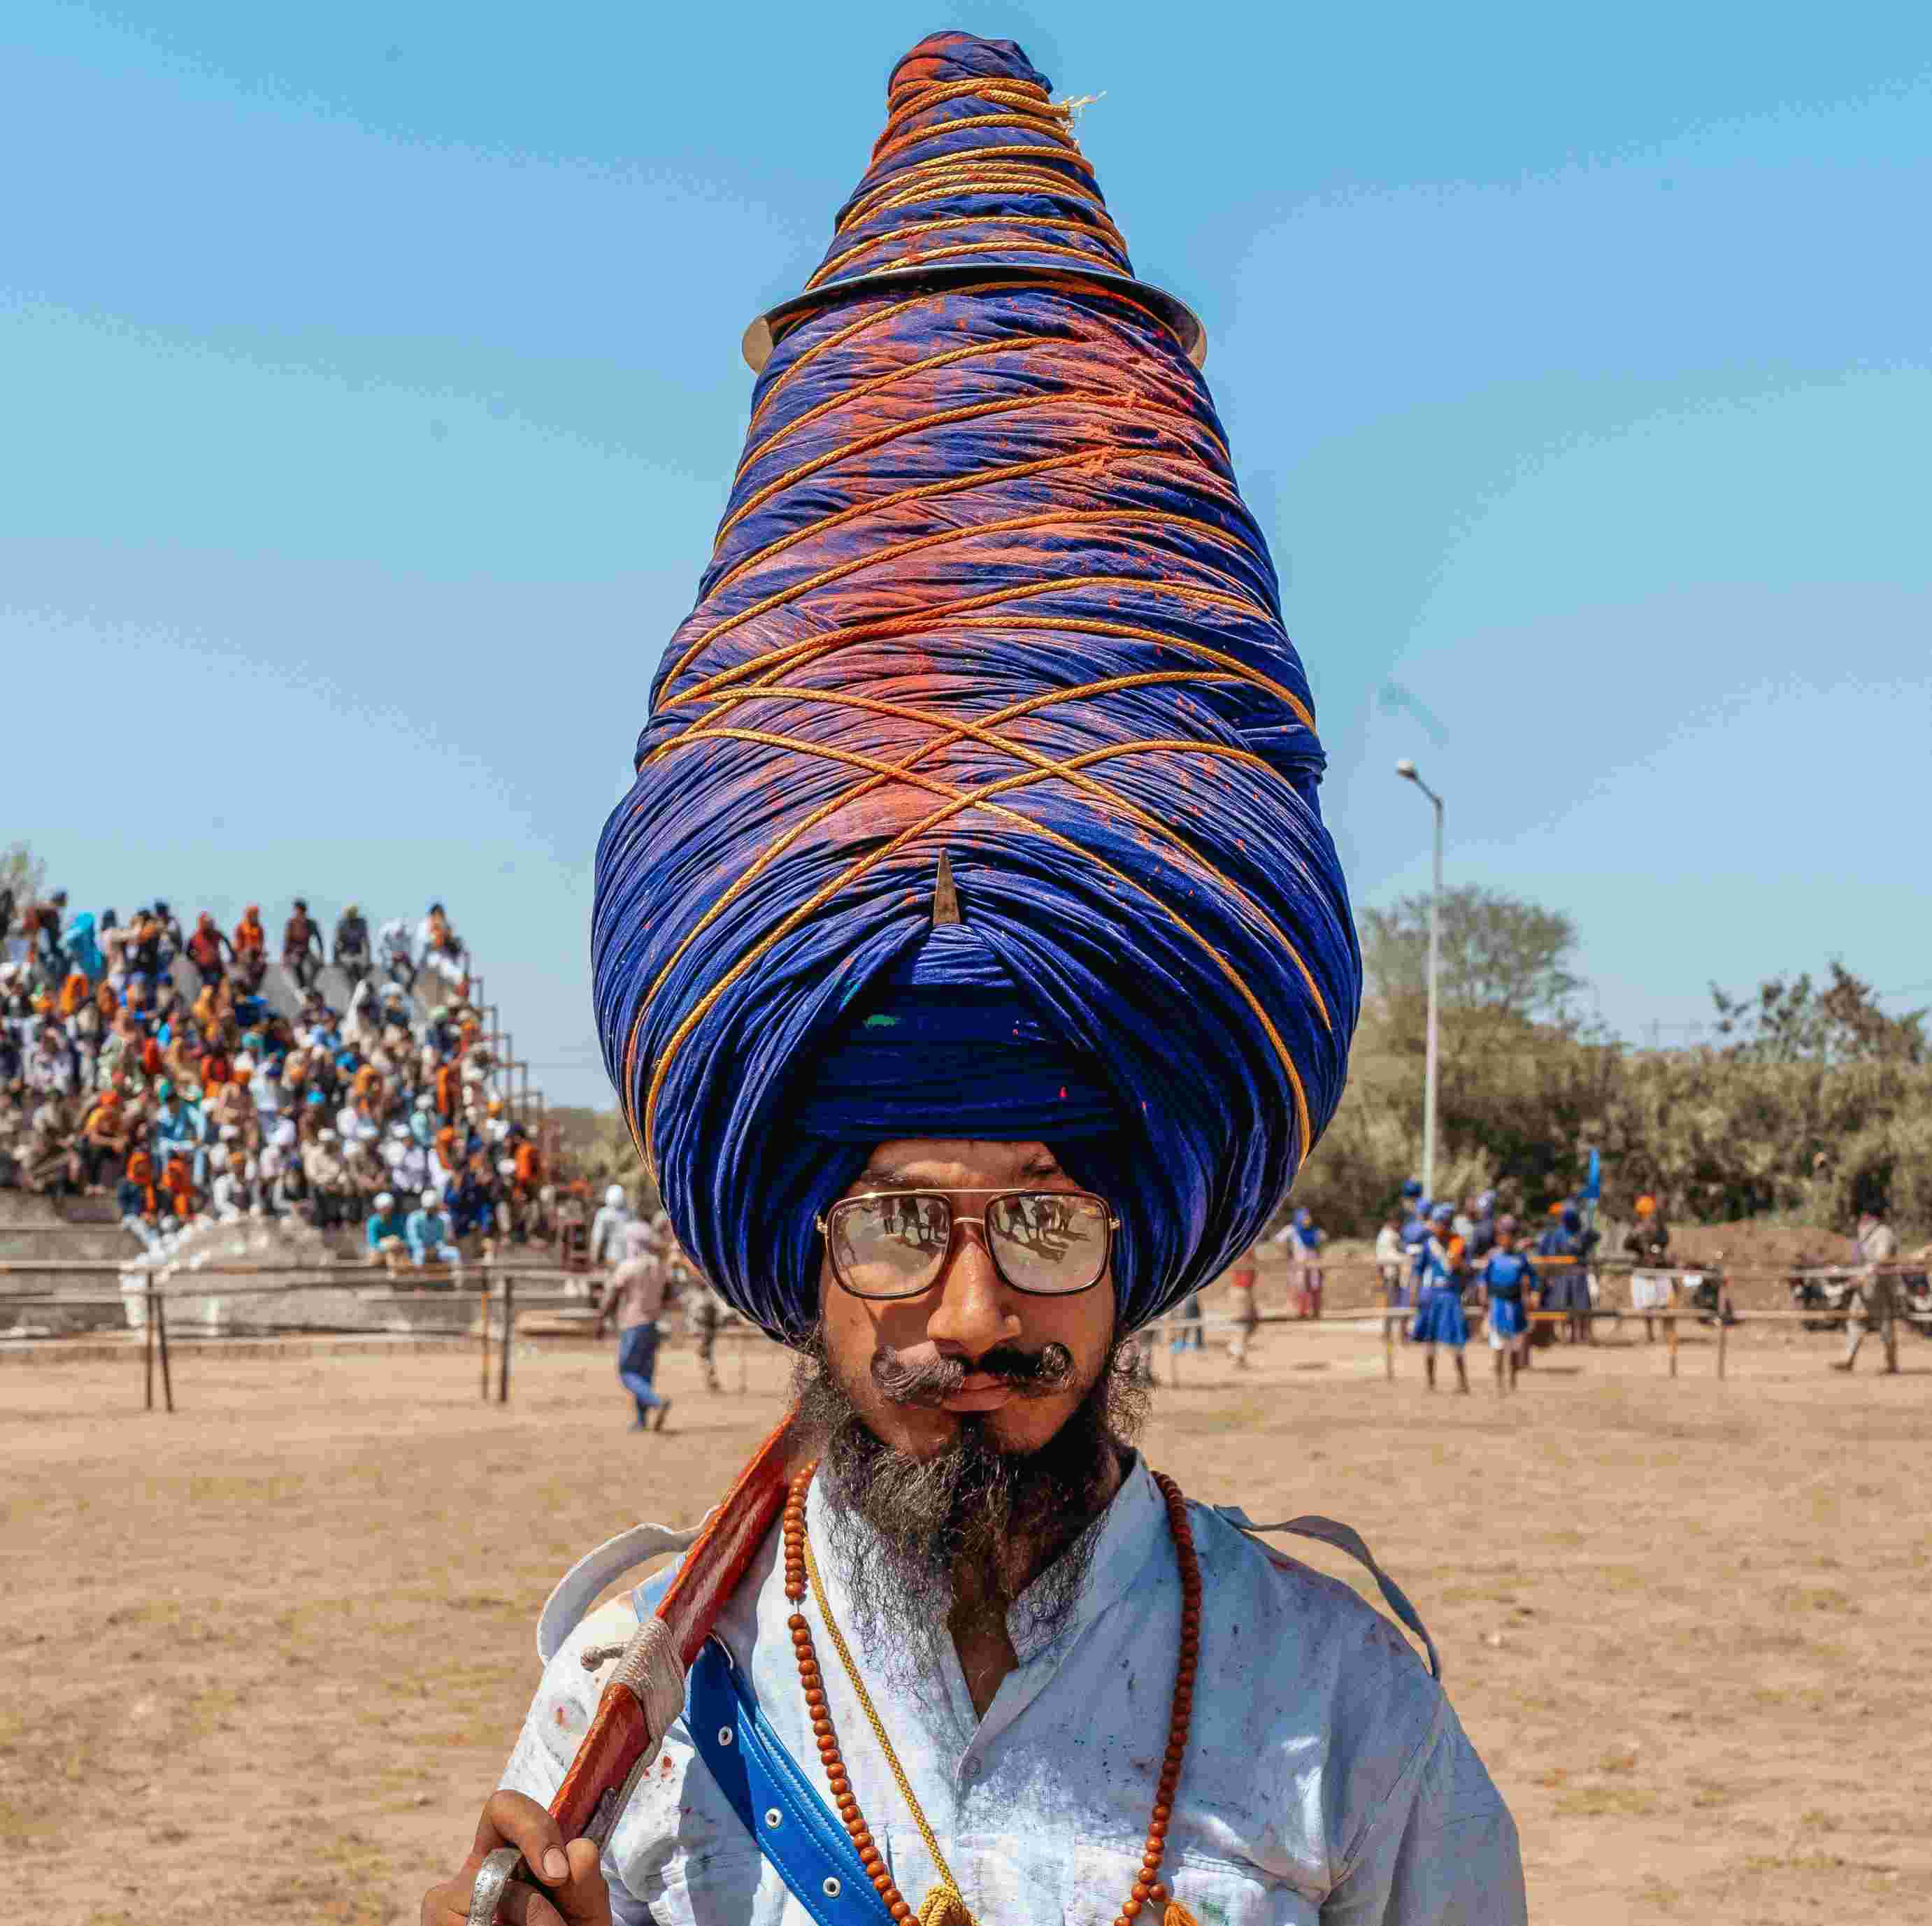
[389,1121,410,1139]
[497,1158,516,1178]
[219,1124,241,1141]
[375,1191,395,1211]
[606,1184,626,1209]
[420,1187,440,1208]
[319,1127,337,1143]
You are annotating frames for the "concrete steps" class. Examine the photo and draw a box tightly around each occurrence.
[0,1191,147,1332]
[0,1220,143,1263]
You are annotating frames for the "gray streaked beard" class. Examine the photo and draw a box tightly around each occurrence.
[789,1334,1149,1695]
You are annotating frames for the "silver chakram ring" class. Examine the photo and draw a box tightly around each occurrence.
[466,1846,527,1926]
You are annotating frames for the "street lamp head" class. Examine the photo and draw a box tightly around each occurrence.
[1394,759,1418,781]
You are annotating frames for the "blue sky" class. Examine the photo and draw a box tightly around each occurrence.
[6,1,1929,1103]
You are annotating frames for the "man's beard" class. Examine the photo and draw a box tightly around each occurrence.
[789,1332,1149,1692]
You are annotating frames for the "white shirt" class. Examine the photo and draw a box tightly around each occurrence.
[502,1457,1524,1925]
[1374,1226,1405,1267]
[589,1204,634,1267]
[337,1104,380,1146]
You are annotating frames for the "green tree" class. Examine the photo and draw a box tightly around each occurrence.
[1,841,46,909]
[1359,885,1584,1028]
[545,1105,660,1211]
[1710,962,1925,1066]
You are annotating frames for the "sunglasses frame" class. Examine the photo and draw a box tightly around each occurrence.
[815,1186,1119,1301]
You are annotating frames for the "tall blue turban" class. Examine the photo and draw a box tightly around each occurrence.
[594,31,1361,1343]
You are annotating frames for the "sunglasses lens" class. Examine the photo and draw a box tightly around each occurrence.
[987,1192,1110,1294]
[830,1194,950,1297]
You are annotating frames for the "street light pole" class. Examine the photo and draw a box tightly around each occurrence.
[1395,761,1444,1203]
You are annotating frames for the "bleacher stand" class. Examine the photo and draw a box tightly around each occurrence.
[0,891,554,1267]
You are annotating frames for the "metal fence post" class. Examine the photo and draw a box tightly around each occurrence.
[156,1290,175,1413]
[479,1276,491,1401]
[498,1276,515,1404]
[144,1283,156,1411]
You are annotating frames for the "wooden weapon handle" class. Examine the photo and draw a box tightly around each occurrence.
[548,1413,802,1843]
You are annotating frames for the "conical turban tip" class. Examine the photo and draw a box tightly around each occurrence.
[739,31,1205,370]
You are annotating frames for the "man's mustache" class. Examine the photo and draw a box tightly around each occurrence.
[870,1341,1075,1407]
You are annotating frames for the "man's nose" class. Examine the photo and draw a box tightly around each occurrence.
[924,1220,1020,1360]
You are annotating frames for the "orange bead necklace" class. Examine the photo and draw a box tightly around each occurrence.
[782,1463,1203,1926]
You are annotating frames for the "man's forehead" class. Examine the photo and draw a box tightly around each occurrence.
[854,1138,1064,1190]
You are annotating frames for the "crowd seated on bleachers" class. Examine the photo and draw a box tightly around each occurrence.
[0,889,555,1267]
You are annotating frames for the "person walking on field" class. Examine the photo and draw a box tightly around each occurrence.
[1412,1201,1471,1392]
[1538,1203,1595,1346]
[1623,1193,1672,1342]
[1278,1205,1325,1318]
[1396,1178,1430,1336]
[1373,1209,1406,1334]
[682,1262,727,1393]
[1476,1216,1538,1395]
[595,1221,673,1431]
[1226,1242,1260,1365]
[1168,1285,1205,1352]
[1833,1205,1900,1374]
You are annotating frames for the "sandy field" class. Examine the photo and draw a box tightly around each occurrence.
[4,1308,1929,1925]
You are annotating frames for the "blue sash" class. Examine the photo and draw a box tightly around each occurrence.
[629,1569,894,1926]
[688,1638,896,1926]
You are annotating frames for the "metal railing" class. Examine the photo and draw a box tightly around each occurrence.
[7,1253,1923,1408]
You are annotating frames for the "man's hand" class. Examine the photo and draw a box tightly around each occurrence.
[420,1790,613,1926]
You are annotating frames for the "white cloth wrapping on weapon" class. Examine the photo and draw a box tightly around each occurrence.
[467,1522,708,1926]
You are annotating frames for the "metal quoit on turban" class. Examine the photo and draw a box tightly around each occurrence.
[593,28,1361,1344]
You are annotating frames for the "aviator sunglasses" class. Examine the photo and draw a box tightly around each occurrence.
[815,1187,1119,1299]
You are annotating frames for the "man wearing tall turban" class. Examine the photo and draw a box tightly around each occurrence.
[423,29,1521,1926]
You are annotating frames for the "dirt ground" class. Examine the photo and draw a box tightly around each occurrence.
[5,1311,1929,1925]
